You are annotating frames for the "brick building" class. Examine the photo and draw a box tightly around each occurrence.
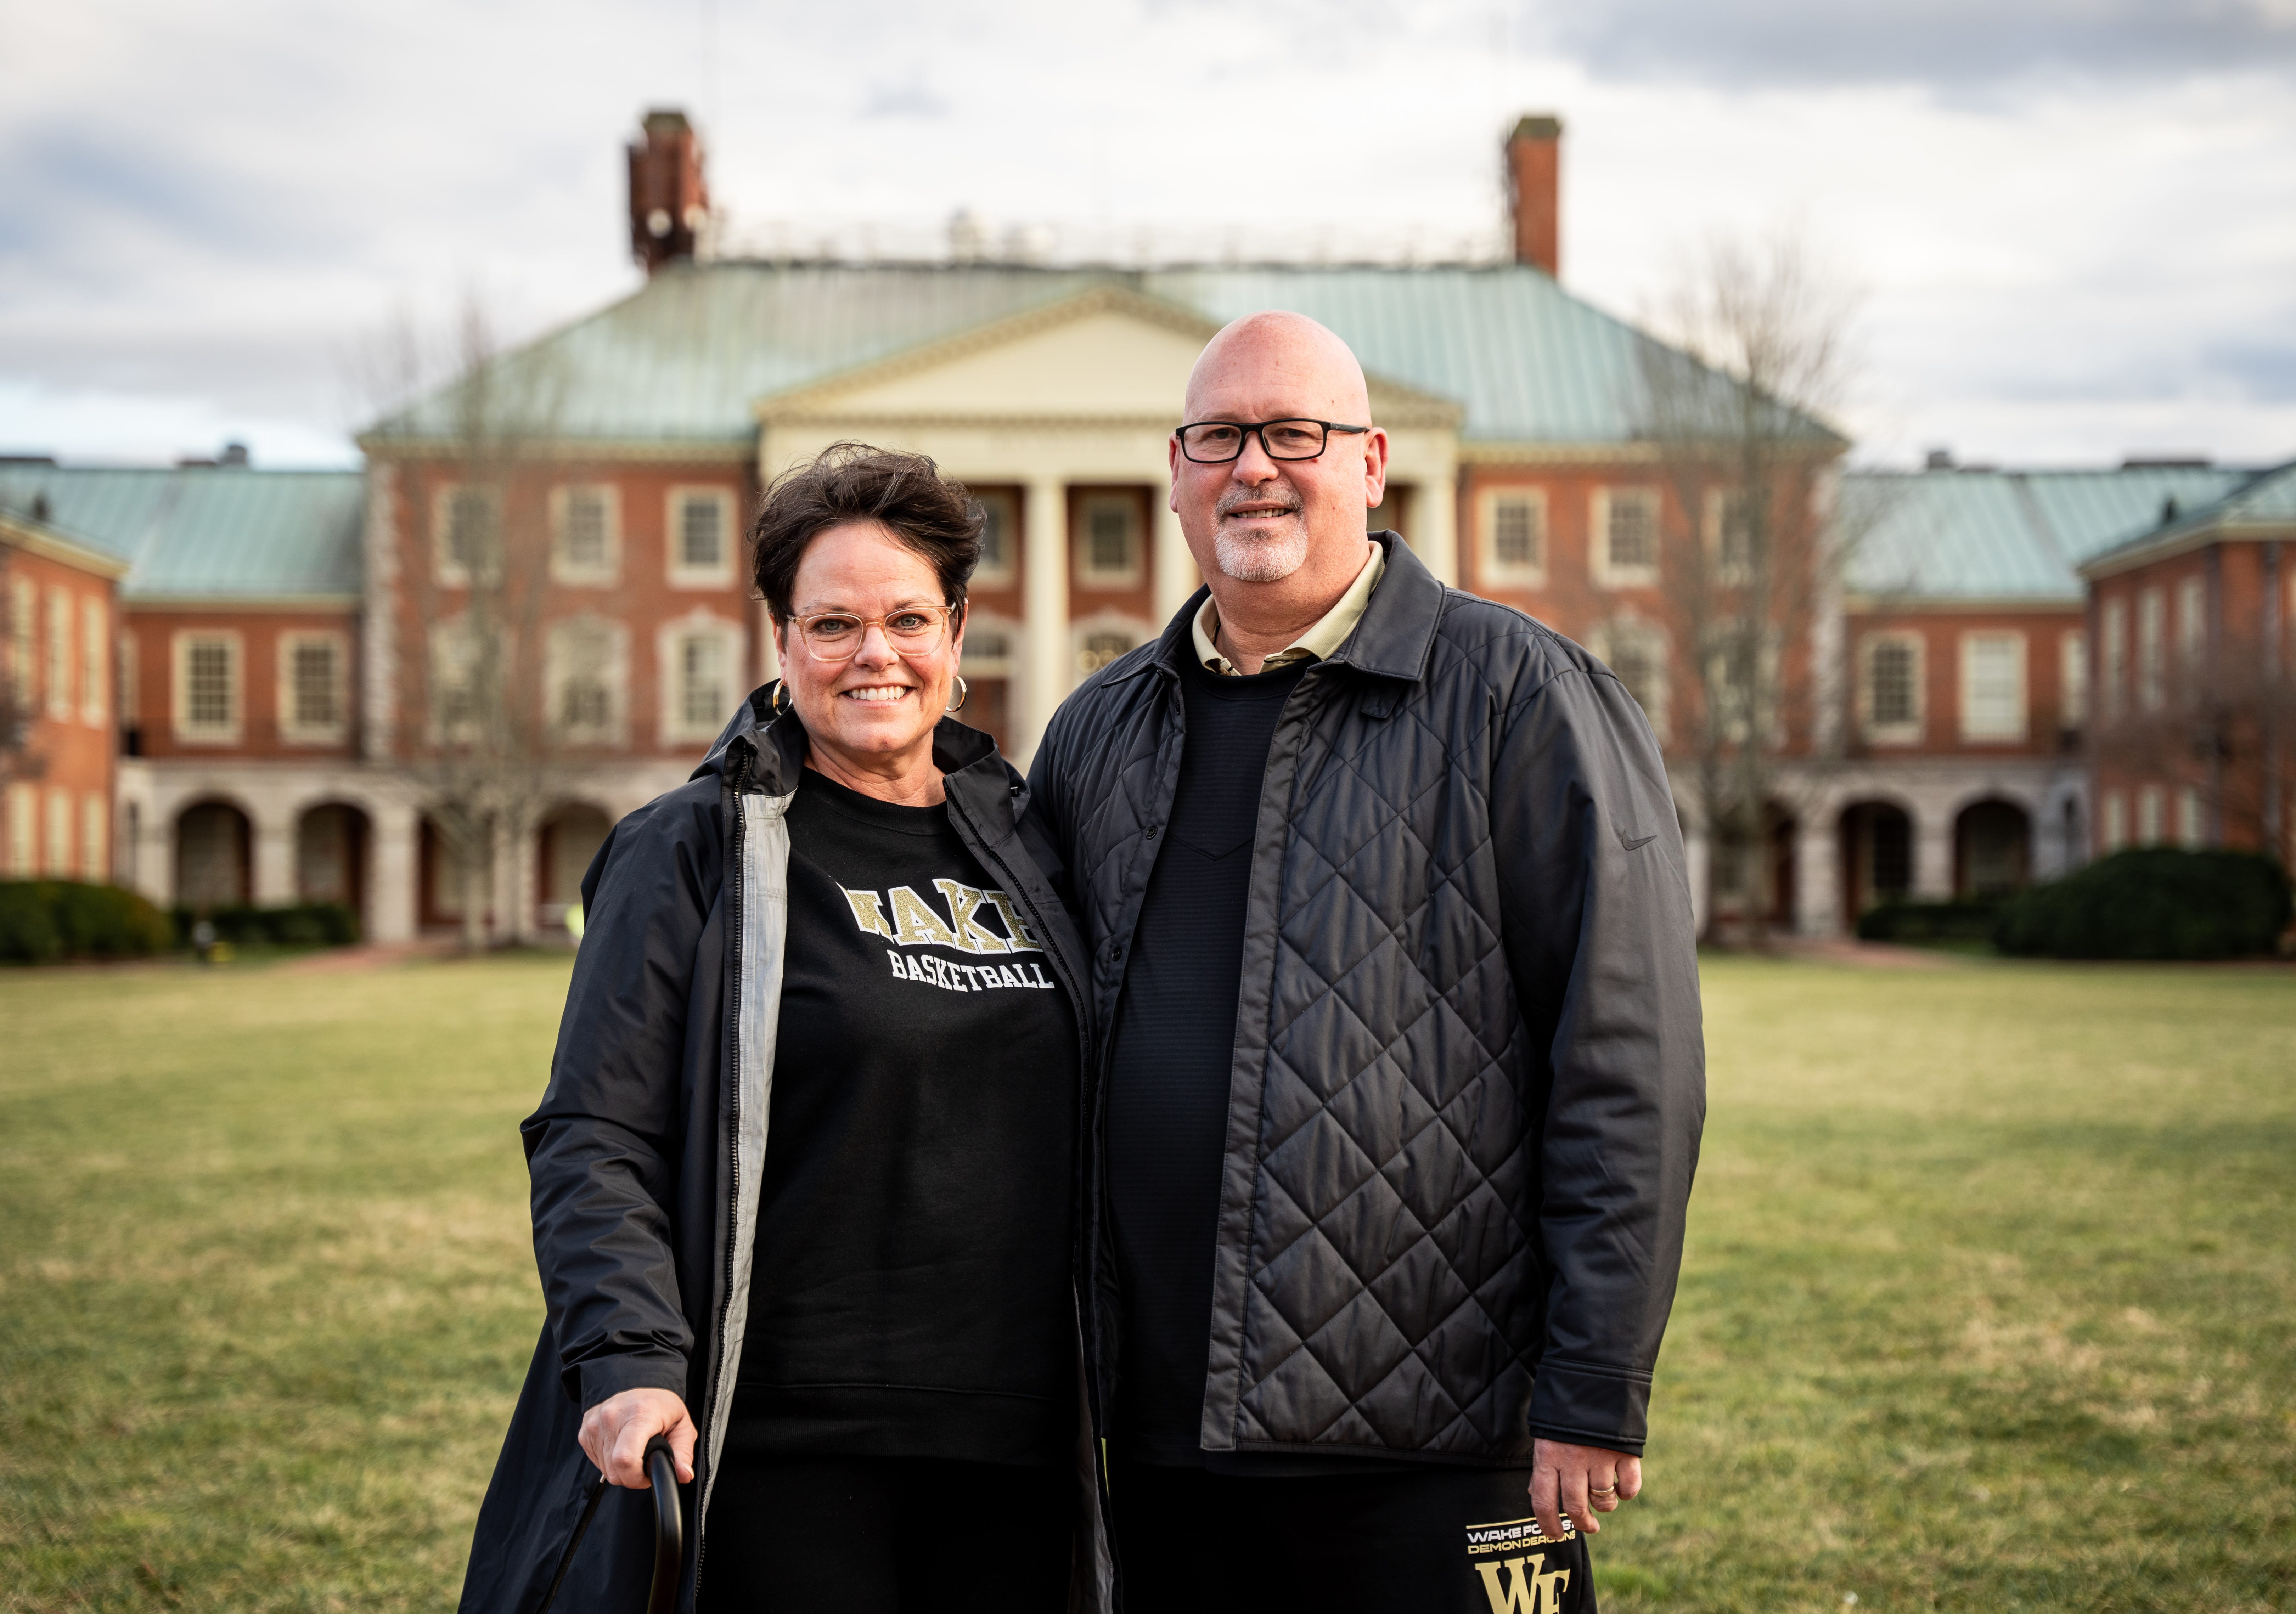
[4,110,2284,942]
[1,490,128,880]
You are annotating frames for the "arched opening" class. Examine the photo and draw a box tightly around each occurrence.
[419,814,493,934]
[296,803,370,935]
[535,802,615,932]
[1709,800,1797,930]
[1956,799,2032,898]
[1838,800,1914,927]
[175,800,251,912]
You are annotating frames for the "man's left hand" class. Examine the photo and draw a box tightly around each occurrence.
[1529,1438,1641,1541]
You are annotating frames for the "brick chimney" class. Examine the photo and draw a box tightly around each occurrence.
[1504,114,1562,278]
[628,109,710,275]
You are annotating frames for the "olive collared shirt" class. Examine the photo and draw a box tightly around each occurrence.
[1189,541,1387,677]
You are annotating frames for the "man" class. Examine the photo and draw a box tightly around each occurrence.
[1027,312,1704,1613]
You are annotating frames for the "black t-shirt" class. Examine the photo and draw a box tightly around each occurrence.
[728,768,1079,1467]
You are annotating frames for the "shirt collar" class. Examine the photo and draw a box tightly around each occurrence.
[1191,541,1387,677]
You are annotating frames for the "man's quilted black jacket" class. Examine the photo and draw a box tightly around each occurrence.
[1026,534,1705,1463]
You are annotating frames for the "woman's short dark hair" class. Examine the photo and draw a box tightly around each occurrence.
[750,442,980,622]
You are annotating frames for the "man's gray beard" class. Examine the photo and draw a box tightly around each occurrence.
[1213,526,1310,583]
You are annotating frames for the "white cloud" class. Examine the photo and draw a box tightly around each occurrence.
[0,0,2291,469]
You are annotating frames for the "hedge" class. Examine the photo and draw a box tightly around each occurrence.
[0,881,176,964]
[1993,848,2294,961]
[1856,899,2000,945]
[174,902,360,949]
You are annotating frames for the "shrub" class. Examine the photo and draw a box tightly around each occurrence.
[173,902,359,949]
[1993,848,2294,961]
[1856,899,2000,945]
[0,881,175,964]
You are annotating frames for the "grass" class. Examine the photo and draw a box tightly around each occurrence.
[1,953,2291,1611]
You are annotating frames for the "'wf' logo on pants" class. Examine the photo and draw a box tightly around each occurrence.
[1474,1553,1571,1614]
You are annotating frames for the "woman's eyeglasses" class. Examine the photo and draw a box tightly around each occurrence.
[787,605,956,662]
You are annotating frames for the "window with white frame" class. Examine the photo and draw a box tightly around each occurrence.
[668,488,735,587]
[552,484,621,585]
[45,785,72,876]
[1074,492,1144,588]
[6,577,32,705]
[2177,786,2204,848]
[660,618,744,745]
[1479,489,1547,586]
[971,490,1019,587]
[4,782,34,874]
[1705,488,1760,580]
[173,631,241,742]
[81,792,106,882]
[276,632,349,743]
[1959,631,2027,743]
[2059,630,2088,728]
[428,621,482,741]
[1593,488,1661,587]
[2176,576,2206,689]
[434,484,500,585]
[1860,632,1923,743]
[1704,621,1777,745]
[2137,785,2164,844]
[2137,587,2165,711]
[2101,789,2127,851]
[80,597,106,727]
[960,613,1017,678]
[549,617,626,746]
[1593,619,1668,738]
[2101,599,2127,722]
[45,588,72,718]
[1074,614,1152,677]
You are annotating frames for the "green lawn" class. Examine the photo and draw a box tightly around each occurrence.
[1,954,2291,1612]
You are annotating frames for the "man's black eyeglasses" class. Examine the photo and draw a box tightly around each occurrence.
[1176,419,1372,464]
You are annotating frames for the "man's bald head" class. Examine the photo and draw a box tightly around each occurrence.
[1167,310,1389,614]
[1183,311,1373,426]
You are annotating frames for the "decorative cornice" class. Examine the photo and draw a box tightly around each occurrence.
[1459,437,1844,467]
[1841,593,2083,615]
[356,436,754,465]
[2077,520,2294,582]
[123,593,361,613]
[0,513,133,579]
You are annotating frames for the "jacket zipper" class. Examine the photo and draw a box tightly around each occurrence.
[693,741,755,1599]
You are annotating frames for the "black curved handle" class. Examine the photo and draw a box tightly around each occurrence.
[643,1435,683,1614]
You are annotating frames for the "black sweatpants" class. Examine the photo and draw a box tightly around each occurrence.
[1110,1459,1598,1614]
[696,1453,1071,1613]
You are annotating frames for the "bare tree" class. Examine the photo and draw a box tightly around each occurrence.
[2092,613,2296,855]
[1630,233,1866,946]
[359,300,576,950]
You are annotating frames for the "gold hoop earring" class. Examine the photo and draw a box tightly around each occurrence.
[945,674,969,714]
[766,681,790,719]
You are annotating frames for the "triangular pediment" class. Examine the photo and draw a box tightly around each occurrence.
[753,283,1461,427]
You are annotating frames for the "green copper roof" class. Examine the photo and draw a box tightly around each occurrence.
[0,466,363,600]
[366,260,1841,450]
[1842,465,2253,602]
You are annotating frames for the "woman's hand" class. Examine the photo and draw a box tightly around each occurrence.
[579,1388,698,1489]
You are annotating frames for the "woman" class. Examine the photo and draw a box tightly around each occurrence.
[460,445,1107,1614]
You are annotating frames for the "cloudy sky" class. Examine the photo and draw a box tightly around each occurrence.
[3,0,2292,470]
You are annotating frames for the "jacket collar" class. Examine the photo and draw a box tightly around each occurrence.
[697,681,1022,835]
[1146,531,1444,688]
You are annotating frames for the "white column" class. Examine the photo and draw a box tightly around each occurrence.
[134,803,171,907]
[1152,497,1199,631]
[1018,478,1070,768]
[1416,471,1461,588]
[369,801,418,943]
[1914,810,1955,900]
[496,819,533,944]
[252,808,297,907]
[1795,817,1841,937]
[1682,823,1711,938]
